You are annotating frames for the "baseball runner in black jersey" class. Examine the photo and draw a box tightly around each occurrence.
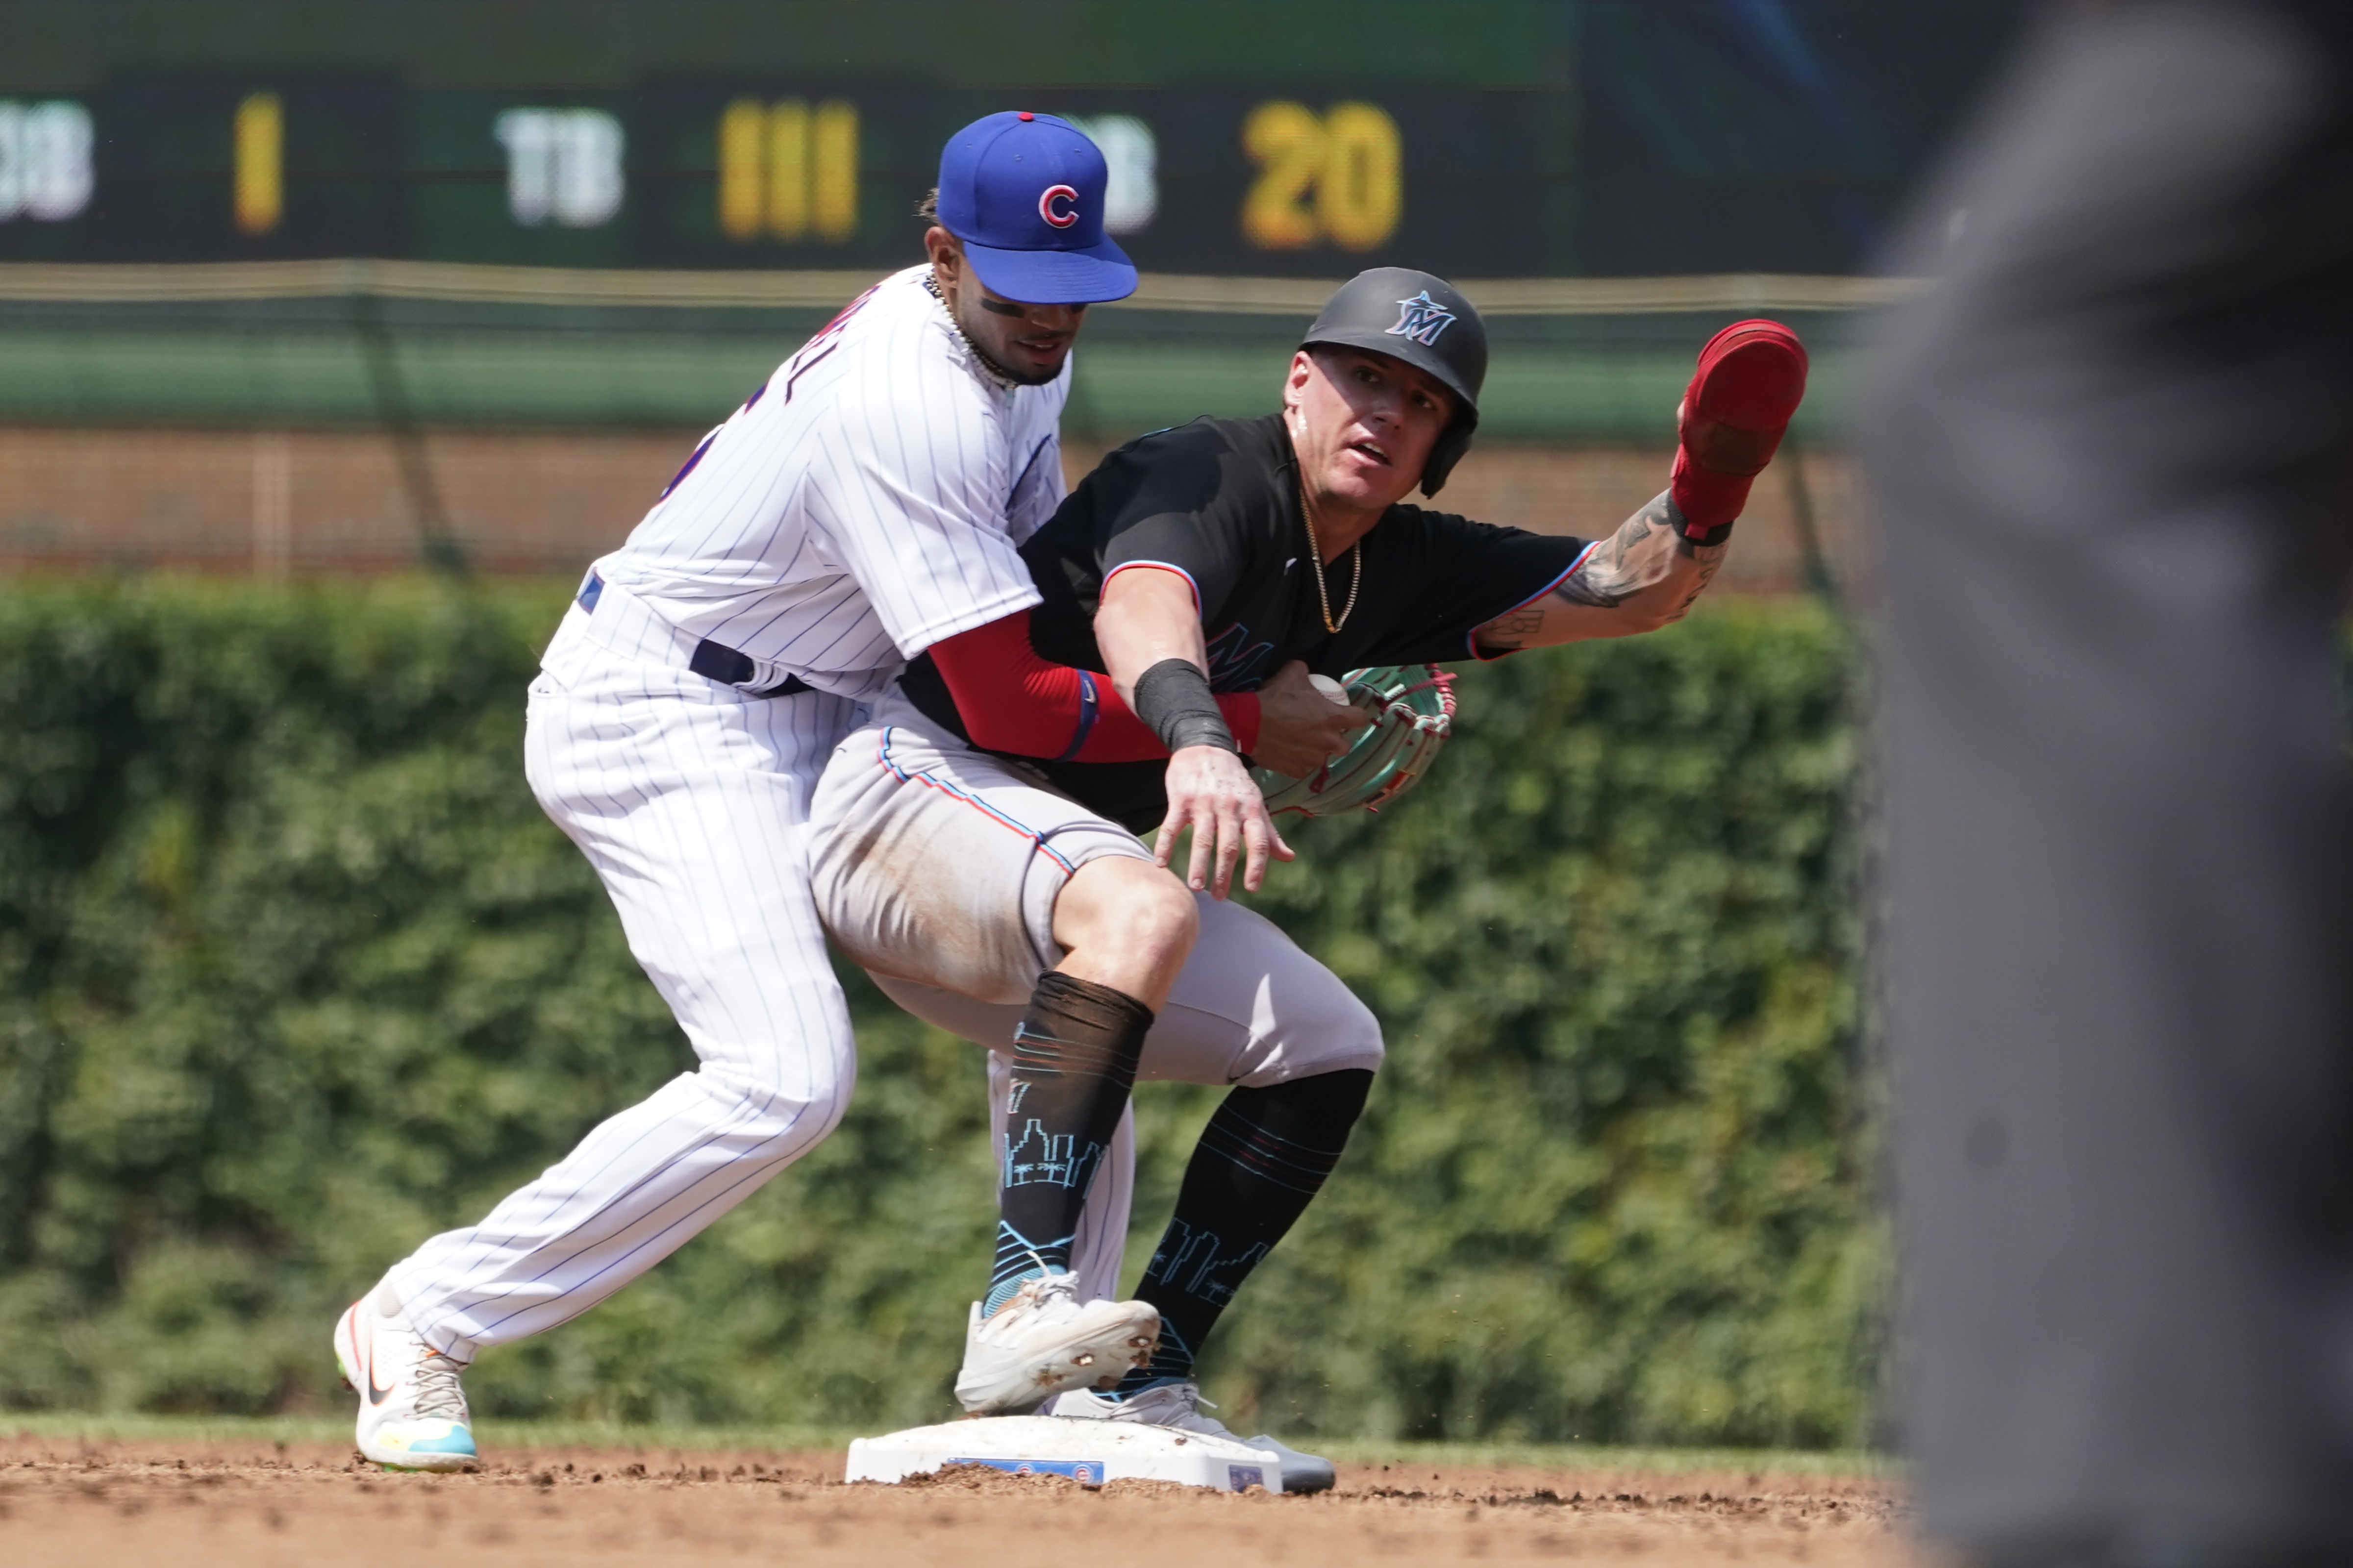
[807,269,1807,1484]
[897,411,1610,833]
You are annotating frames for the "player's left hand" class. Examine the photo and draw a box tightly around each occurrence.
[1252,660,1373,778]
[1157,745,1295,898]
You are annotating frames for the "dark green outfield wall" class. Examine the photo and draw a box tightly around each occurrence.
[0,579,1873,1444]
[4,0,2012,99]
[8,1,1581,88]
[0,305,1860,444]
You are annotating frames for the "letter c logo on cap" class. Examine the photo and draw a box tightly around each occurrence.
[1039,184,1079,229]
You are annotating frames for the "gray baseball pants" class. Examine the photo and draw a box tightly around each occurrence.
[807,690,1385,1304]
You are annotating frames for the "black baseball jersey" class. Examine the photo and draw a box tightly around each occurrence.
[902,413,1591,829]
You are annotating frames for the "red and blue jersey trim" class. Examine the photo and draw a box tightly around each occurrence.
[1102,559,1202,613]
[1466,538,1600,661]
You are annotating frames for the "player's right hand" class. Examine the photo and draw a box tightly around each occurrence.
[1250,660,1374,778]
[1157,745,1295,899]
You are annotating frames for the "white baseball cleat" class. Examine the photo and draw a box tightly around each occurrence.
[333,1287,478,1471]
[1047,1380,1338,1494]
[953,1271,1161,1416]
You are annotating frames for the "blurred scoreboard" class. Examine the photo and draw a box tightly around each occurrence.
[0,80,1571,277]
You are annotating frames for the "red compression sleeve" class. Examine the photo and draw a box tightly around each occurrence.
[1225,687,1261,755]
[928,611,1261,763]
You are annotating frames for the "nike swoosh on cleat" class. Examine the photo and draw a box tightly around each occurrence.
[364,1330,395,1405]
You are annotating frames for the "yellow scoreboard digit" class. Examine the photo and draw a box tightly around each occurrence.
[718,98,858,244]
[233,92,282,234]
[1242,100,1400,253]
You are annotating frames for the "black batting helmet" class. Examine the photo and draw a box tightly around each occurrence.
[1299,267,1487,497]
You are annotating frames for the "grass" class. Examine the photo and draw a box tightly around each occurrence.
[0,1412,850,1456]
[1318,1441,1899,1478]
[0,1411,1898,1478]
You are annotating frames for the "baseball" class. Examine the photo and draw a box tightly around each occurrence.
[1309,673,1350,705]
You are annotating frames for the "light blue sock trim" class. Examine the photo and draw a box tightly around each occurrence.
[983,1261,1074,1317]
[983,1269,1040,1317]
[984,1221,1075,1315]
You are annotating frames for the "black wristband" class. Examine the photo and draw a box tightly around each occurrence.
[1666,492,1735,548]
[1132,658,1236,754]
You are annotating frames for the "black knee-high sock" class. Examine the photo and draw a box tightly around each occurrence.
[986,971,1153,1314]
[1120,1068,1373,1391]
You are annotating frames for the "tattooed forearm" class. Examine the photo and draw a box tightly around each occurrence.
[1484,603,1546,641]
[1659,543,1727,623]
[1554,494,1675,609]
[1472,489,1730,653]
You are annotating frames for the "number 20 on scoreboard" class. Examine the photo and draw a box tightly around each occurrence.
[1241,100,1402,253]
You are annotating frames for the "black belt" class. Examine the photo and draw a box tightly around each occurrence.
[577,571,813,698]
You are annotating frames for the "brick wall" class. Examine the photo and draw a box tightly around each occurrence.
[0,425,1862,595]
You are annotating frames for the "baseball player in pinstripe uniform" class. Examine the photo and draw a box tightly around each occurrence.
[331,111,1160,1471]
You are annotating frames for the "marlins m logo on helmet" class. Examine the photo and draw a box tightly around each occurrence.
[1385,290,1456,347]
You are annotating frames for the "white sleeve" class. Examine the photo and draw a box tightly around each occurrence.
[807,346,1043,659]
[1005,427,1066,546]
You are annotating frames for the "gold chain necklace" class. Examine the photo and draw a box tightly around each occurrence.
[1297,478,1363,635]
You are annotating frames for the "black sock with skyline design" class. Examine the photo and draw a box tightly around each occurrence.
[1118,1068,1374,1392]
[985,970,1152,1316]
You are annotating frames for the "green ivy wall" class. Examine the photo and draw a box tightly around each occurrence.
[0,578,1872,1445]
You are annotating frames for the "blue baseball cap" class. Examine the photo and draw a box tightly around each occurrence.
[935,111,1138,305]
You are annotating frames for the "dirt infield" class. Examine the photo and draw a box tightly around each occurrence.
[0,1432,1914,1568]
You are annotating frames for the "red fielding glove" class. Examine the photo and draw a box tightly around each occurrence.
[928,610,1261,763]
[1669,319,1809,541]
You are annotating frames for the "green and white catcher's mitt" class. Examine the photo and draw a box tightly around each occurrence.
[1254,665,1458,819]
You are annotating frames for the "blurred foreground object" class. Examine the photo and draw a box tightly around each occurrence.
[1865,0,2353,1562]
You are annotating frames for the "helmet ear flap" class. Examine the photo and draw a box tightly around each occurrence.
[1420,419,1475,498]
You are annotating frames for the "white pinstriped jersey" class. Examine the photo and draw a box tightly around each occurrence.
[382,267,1069,1373]
[588,264,1069,698]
